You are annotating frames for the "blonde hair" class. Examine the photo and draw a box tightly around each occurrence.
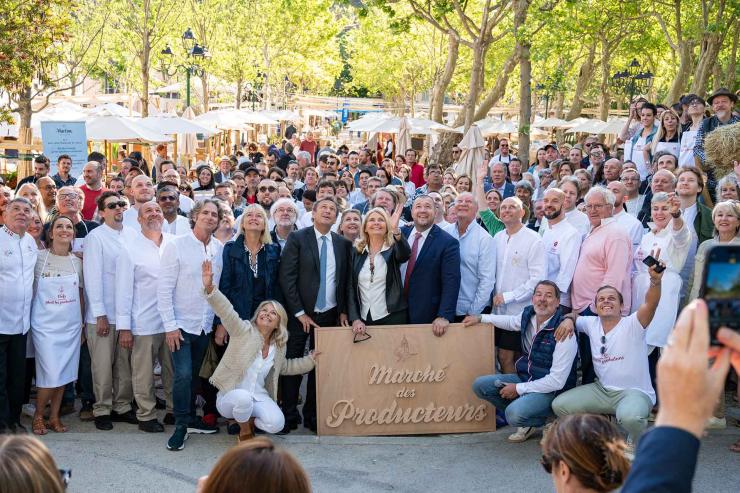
[250,300,289,347]
[712,200,740,237]
[355,207,395,252]
[0,435,65,493]
[651,108,682,154]
[236,204,272,244]
[16,183,47,222]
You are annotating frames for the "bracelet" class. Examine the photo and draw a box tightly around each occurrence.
[650,280,661,286]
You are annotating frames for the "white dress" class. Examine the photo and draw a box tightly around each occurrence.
[631,220,691,348]
[31,251,83,387]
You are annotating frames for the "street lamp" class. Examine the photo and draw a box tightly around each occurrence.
[611,58,654,106]
[244,66,264,111]
[160,27,209,109]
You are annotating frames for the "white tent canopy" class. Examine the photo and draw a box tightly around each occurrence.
[86,114,171,143]
[138,113,216,136]
[261,110,300,121]
[350,115,451,135]
[193,109,257,130]
[87,102,141,118]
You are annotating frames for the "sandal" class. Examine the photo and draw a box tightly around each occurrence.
[47,418,67,433]
[237,418,255,443]
[32,416,48,435]
[730,439,740,453]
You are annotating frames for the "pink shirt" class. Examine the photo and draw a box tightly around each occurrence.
[571,218,633,315]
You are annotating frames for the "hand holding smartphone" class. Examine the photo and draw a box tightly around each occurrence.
[700,245,740,345]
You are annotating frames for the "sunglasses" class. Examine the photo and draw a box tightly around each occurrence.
[158,195,178,202]
[600,335,607,355]
[178,186,191,192]
[540,455,554,474]
[104,201,127,210]
[259,186,277,193]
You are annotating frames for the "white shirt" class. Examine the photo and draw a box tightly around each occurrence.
[158,231,224,335]
[576,313,655,404]
[635,220,691,275]
[179,195,194,214]
[625,195,645,217]
[116,231,173,335]
[542,219,581,306]
[122,206,142,232]
[539,208,590,238]
[489,154,513,165]
[613,210,645,271]
[162,215,191,236]
[304,227,337,315]
[0,226,37,334]
[237,344,276,401]
[482,312,577,395]
[82,223,132,323]
[444,221,496,316]
[400,226,432,285]
[358,245,390,320]
[493,226,546,315]
[679,202,700,299]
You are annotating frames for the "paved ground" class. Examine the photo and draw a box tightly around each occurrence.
[33,410,740,493]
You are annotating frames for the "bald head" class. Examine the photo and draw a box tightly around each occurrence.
[603,158,622,183]
[131,174,155,205]
[606,180,627,208]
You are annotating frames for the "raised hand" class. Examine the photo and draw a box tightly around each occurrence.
[202,260,214,292]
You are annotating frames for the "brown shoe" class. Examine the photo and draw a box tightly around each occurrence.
[78,402,94,422]
[237,418,255,443]
[59,403,76,416]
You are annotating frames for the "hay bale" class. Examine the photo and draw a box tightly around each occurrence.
[704,121,740,177]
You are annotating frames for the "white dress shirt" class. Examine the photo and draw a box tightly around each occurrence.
[444,221,496,316]
[116,231,173,335]
[307,227,337,314]
[493,226,546,315]
[179,194,194,214]
[158,231,224,335]
[122,206,142,232]
[542,218,582,306]
[0,226,37,334]
[613,210,645,262]
[400,226,432,285]
[82,223,133,323]
[162,215,191,236]
[236,344,276,401]
[481,312,577,395]
[358,245,390,320]
[625,195,645,217]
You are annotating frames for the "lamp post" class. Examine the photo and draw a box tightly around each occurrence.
[611,58,654,106]
[160,28,209,109]
[245,67,264,111]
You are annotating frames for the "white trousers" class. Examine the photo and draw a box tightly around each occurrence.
[216,389,285,434]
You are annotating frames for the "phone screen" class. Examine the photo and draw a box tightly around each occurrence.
[702,246,740,344]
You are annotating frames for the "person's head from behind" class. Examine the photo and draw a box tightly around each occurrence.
[541,414,630,493]
[0,435,66,493]
[200,437,310,493]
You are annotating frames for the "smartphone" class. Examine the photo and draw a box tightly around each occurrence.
[700,245,740,345]
[642,255,666,273]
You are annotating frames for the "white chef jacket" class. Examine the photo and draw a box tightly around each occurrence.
[542,219,582,306]
[158,231,223,335]
[0,226,37,334]
[493,226,546,316]
[162,215,191,236]
[116,231,173,335]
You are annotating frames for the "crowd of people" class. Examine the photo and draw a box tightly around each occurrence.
[0,88,738,490]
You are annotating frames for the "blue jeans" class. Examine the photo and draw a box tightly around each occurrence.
[472,374,555,428]
[171,331,209,427]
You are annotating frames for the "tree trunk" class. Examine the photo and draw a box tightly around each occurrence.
[472,49,519,121]
[518,42,532,163]
[429,34,459,123]
[691,34,723,96]
[711,61,723,91]
[554,91,565,118]
[666,41,694,104]
[16,86,33,129]
[463,41,486,131]
[235,77,243,109]
[725,24,738,90]
[566,41,596,120]
[598,36,610,121]
[200,74,210,113]
[140,32,150,118]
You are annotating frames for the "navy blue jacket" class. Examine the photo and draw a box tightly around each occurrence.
[622,427,699,493]
[401,224,461,324]
[216,236,282,325]
[514,305,577,394]
[483,180,515,198]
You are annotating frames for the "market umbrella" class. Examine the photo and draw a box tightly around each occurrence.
[194,109,257,130]
[138,113,216,135]
[454,124,485,184]
[396,116,412,156]
[178,106,200,160]
[86,115,171,143]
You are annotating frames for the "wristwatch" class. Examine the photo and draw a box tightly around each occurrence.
[671,210,681,218]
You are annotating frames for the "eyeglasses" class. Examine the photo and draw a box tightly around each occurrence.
[584,203,607,211]
[178,186,191,192]
[600,335,607,355]
[353,331,372,343]
[590,152,604,157]
[540,455,555,474]
[452,149,461,154]
[41,185,57,191]
[104,201,127,210]
[59,193,79,200]
[259,186,277,193]
[158,195,178,202]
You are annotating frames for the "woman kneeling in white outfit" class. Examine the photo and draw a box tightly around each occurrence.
[201,260,318,442]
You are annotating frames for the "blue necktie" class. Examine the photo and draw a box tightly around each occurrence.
[316,235,328,311]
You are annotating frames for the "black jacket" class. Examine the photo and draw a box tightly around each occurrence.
[278,227,352,316]
[347,236,411,322]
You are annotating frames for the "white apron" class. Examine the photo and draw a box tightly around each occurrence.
[31,253,82,388]
[678,131,698,167]
[654,141,680,160]
[632,269,682,348]
[629,136,649,181]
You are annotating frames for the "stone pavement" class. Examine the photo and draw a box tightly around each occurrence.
[35,416,740,493]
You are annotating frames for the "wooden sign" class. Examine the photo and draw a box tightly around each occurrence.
[315,323,496,436]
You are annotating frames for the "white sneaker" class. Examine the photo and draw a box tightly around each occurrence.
[706,417,727,429]
[508,426,537,443]
[153,361,162,376]
[22,403,36,418]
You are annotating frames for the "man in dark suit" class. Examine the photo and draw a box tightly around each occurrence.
[278,197,352,433]
[401,195,461,336]
[213,156,234,184]
[484,162,515,198]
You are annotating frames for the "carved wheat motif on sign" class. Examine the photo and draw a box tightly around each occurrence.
[394,335,418,362]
